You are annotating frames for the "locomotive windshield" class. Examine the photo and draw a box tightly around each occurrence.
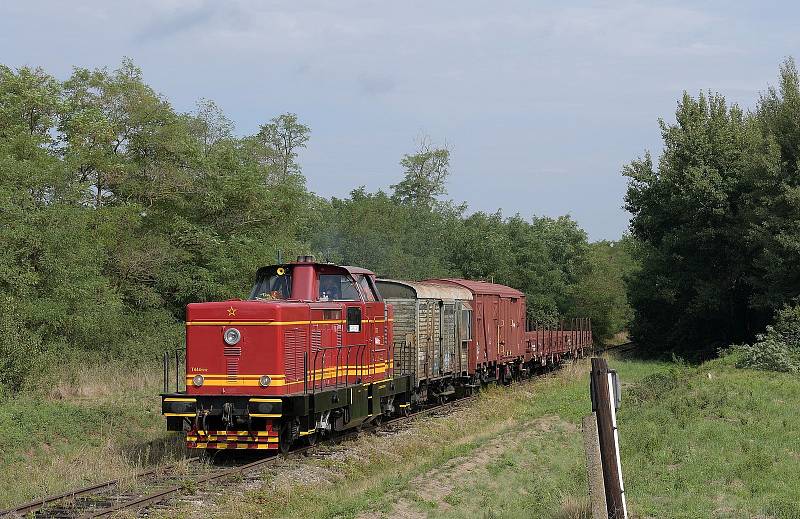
[249,267,292,300]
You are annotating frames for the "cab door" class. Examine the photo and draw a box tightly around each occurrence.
[344,304,366,382]
[355,274,385,381]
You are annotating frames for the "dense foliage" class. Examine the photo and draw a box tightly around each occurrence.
[732,304,800,373]
[0,60,632,391]
[624,59,800,357]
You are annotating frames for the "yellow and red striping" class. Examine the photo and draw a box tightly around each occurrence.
[185,362,395,388]
[186,427,279,449]
[186,441,277,450]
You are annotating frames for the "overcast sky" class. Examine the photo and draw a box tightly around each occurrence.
[2,1,797,240]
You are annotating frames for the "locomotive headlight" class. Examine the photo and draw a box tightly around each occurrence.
[259,375,272,387]
[192,374,204,387]
[224,327,241,345]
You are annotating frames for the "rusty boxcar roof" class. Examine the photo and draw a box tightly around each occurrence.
[375,279,473,301]
[429,279,525,298]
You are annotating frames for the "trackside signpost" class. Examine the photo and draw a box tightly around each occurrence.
[585,357,628,518]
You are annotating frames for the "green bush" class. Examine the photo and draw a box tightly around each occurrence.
[733,304,800,373]
[627,369,683,404]
[0,298,44,392]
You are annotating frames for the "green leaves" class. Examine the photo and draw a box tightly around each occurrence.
[0,60,317,391]
[0,57,617,392]
[391,137,450,208]
[625,58,800,356]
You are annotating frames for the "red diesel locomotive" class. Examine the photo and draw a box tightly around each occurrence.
[161,256,591,452]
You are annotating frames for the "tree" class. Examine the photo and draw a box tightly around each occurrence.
[571,238,637,341]
[391,136,450,207]
[623,59,800,356]
[256,113,310,182]
[60,58,178,208]
[624,90,756,355]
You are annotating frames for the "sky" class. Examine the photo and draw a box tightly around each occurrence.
[2,1,798,240]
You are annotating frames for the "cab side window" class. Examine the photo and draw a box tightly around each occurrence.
[318,274,360,301]
[356,275,377,302]
[346,307,362,332]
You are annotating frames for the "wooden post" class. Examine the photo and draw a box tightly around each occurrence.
[590,357,627,518]
[582,412,607,518]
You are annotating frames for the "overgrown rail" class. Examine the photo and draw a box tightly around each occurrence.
[1,457,199,517]
[597,341,636,355]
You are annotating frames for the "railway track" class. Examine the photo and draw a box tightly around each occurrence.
[1,457,203,518]
[597,340,636,355]
[1,397,476,518]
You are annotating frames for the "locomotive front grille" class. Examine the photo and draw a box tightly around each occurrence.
[224,345,241,382]
[224,346,241,356]
[226,358,239,381]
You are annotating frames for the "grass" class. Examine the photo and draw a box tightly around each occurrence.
[0,358,188,508]
[622,353,800,517]
[154,357,669,518]
[156,354,800,519]
[4,351,799,517]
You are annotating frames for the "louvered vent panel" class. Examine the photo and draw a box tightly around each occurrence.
[226,358,239,382]
[311,329,322,352]
[224,346,241,356]
[284,328,308,382]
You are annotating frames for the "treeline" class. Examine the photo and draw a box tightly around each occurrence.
[624,58,800,359]
[0,60,632,391]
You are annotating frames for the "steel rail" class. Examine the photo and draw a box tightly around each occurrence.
[2,397,475,518]
[0,457,200,517]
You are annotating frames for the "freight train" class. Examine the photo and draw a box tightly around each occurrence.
[161,256,591,452]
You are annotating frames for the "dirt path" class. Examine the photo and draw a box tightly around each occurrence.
[357,415,575,519]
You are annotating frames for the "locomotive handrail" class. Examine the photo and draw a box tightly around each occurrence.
[162,348,185,393]
[308,343,370,394]
[371,347,387,379]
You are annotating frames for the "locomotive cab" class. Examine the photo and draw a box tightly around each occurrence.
[161,256,412,452]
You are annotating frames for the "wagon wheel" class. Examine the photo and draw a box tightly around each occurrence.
[278,421,293,454]
[304,431,318,447]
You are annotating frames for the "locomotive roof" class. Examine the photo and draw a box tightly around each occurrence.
[256,263,376,277]
[429,278,526,298]
[342,265,377,276]
[375,279,473,301]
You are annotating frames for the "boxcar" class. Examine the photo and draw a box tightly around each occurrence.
[376,279,473,401]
